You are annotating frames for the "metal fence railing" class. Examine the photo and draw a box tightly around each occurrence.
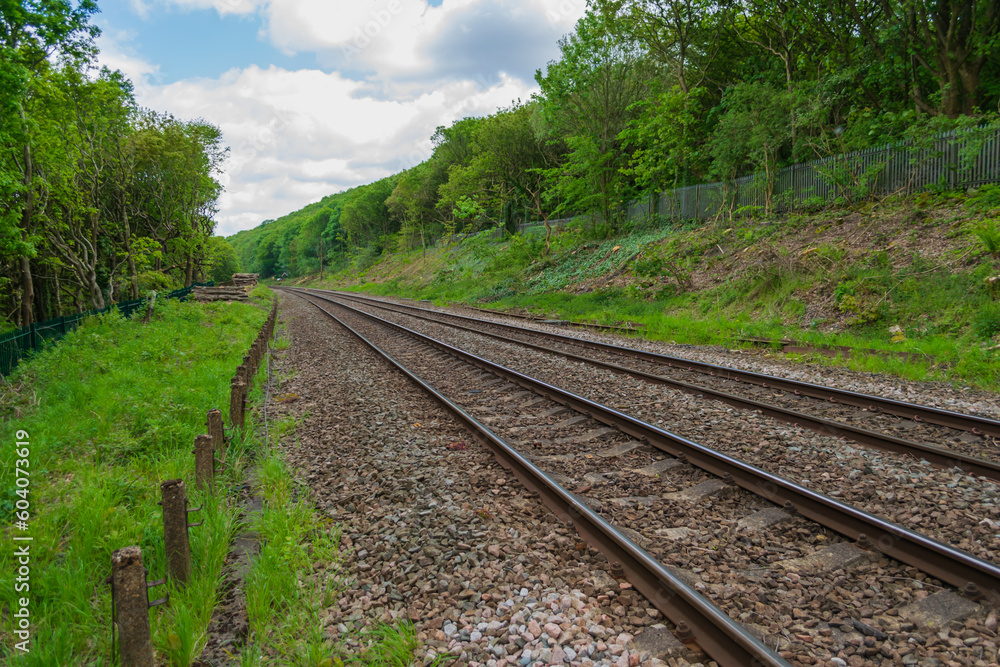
[0,282,214,378]
[478,125,1000,234]
[652,125,1000,221]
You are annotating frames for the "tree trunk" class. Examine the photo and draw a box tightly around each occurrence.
[88,266,105,310]
[19,236,34,327]
[55,273,63,318]
[34,264,47,323]
[19,135,34,326]
[184,251,194,287]
[128,254,139,298]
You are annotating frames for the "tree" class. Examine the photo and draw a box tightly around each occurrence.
[0,0,99,323]
[708,82,793,214]
[204,236,239,283]
[339,176,399,251]
[536,10,653,231]
[386,161,444,254]
[620,85,712,196]
[593,0,728,93]
[845,0,1000,116]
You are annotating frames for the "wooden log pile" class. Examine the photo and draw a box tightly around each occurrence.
[193,273,258,302]
[192,286,250,302]
[232,273,259,289]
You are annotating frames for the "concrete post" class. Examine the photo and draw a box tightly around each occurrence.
[238,362,251,393]
[193,435,214,492]
[110,546,155,666]
[160,480,191,586]
[206,409,226,461]
[230,378,246,431]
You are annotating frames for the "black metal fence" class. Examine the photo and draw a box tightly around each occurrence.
[506,125,1000,235]
[654,125,1000,221]
[0,282,213,378]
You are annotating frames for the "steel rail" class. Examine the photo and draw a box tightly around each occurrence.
[317,290,1000,482]
[279,288,791,667]
[315,288,1000,439]
[288,287,1000,603]
[465,305,643,332]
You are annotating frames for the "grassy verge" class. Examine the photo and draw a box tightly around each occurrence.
[238,322,426,666]
[306,192,1000,390]
[0,292,270,663]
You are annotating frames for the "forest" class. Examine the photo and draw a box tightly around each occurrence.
[230,0,1000,280]
[1,1,233,329]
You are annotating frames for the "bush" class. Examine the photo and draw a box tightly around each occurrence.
[973,219,1000,258]
[968,184,1000,213]
[137,270,182,293]
[973,305,1000,339]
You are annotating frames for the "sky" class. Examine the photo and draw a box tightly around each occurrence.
[93,0,589,236]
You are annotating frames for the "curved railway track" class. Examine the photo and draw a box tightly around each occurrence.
[277,286,996,667]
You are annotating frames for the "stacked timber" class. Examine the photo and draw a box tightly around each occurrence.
[232,273,259,289]
[192,273,258,302]
[192,285,250,303]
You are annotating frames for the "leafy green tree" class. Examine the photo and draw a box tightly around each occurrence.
[594,0,728,93]
[536,10,653,231]
[708,82,793,214]
[0,0,99,323]
[204,236,239,283]
[339,176,399,251]
[620,85,711,195]
[844,0,1000,117]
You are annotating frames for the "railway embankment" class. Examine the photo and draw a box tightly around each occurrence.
[300,190,1000,391]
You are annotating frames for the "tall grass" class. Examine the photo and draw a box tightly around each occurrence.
[0,297,267,663]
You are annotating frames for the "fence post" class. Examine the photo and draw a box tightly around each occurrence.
[193,435,215,492]
[28,322,37,352]
[160,479,192,586]
[238,361,251,393]
[110,546,156,666]
[230,378,246,431]
[207,409,226,461]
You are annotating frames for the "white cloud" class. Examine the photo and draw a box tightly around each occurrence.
[129,0,264,17]
[261,0,585,83]
[135,66,538,236]
[106,0,588,236]
[95,26,161,83]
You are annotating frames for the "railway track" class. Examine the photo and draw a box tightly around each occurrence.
[318,289,1000,477]
[278,287,997,667]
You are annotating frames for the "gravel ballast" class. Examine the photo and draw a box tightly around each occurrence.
[267,293,697,667]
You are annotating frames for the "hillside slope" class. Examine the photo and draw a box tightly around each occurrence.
[294,190,1000,389]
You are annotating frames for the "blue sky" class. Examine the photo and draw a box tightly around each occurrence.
[94,0,586,235]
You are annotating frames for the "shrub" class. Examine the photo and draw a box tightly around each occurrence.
[968,184,1000,213]
[973,305,1000,339]
[973,219,1000,258]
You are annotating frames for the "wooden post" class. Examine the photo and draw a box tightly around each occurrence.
[207,409,226,461]
[160,480,192,586]
[110,546,155,666]
[193,435,214,493]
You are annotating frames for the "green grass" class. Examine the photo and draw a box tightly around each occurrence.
[0,296,269,663]
[238,327,428,667]
[306,196,1000,391]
